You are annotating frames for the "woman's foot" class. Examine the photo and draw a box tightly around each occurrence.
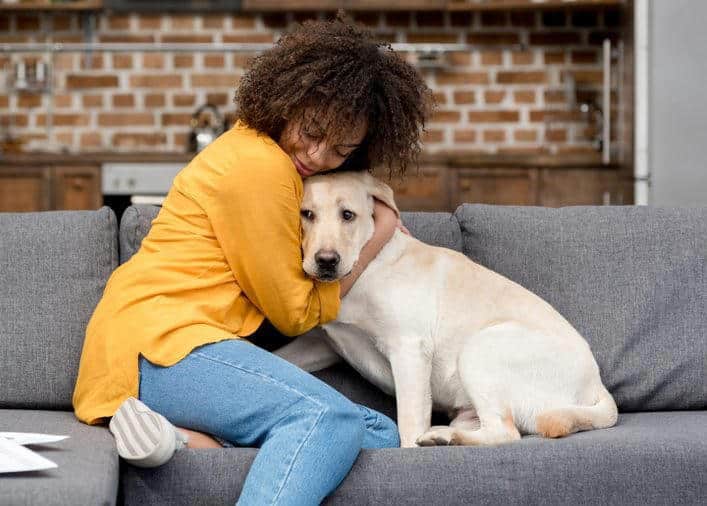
[109,397,189,468]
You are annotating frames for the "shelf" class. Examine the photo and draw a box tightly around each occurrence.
[447,0,624,11]
[1,0,624,12]
[0,150,619,170]
[241,0,623,12]
[0,1,102,11]
[241,1,446,11]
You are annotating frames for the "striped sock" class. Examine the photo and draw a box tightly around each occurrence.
[109,397,187,468]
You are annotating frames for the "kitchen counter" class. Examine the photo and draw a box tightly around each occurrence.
[0,151,620,170]
[0,152,194,165]
[0,149,632,212]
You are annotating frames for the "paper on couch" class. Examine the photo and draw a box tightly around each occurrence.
[0,436,58,473]
[0,432,69,446]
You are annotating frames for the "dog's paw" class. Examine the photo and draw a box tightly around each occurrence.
[416,426,460,446]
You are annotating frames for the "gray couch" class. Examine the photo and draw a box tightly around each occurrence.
[1,204,705,505]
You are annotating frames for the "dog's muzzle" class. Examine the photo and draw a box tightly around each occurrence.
[314,249,340,281]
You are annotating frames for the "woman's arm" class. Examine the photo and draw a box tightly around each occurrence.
[338,198,398,298]
[203,162,340,336]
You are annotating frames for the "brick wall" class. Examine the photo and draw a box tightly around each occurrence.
[0,7,623,155]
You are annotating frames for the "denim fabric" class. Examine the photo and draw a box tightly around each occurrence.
[138,339,399,506]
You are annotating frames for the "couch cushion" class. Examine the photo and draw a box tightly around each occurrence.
[0,409,118,505]
[400,211,463,252]
[119,205,159,264]
[119,206,463,265]
[119,411,707,505]
[0,207,118,409]
[454,204,706,411]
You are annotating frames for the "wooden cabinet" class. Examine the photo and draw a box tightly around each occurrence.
[375,165,450,211]
[52,165,102,210]
[0,164,101,212]
[539,169,631,206]
[0,166,52,212]
[451,168,539,208]
[242,1,446,11]
[1,159,631,214]
[379,166,631,211]
[241,0,619,11]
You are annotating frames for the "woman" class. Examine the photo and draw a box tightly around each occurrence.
[73,12,433,505]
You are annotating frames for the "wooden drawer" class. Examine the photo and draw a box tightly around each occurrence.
[377,165,449,211]
[242,0,447,10]
[539,169,625,207]
[53,165,102,211]
[0,164,101,212]
[451,168,539,207]
[0,166,52,212]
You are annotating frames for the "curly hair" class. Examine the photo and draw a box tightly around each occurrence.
[234,11,435,179]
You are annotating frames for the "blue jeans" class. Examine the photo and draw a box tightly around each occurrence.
[138,339,400,506]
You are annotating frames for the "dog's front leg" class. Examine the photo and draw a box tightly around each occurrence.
[388,344,433,448]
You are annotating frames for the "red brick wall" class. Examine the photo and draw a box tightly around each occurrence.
[0,7,623,155]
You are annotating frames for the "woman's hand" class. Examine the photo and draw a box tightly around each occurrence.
[372,198,399,241]
[338,198,399,298]
[396,218,411,235]
[374,199,410,236]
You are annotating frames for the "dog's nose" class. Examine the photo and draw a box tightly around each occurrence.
[315,250,340,270]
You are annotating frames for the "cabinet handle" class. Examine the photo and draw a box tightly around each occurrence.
[70,178,86,191]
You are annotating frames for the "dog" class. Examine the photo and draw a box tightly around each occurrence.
[275,171,618,448]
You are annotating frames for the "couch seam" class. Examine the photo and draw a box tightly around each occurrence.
[450,212,463,252]
[103,206,118,271]
[110,207,118,270]
[131,207,141,262]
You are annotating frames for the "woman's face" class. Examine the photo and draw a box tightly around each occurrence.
[277,109,367,179]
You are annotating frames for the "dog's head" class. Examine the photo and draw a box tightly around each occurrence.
[301,171,398,282]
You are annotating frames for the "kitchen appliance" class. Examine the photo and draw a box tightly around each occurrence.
[102,162,185,221]
[188,103,223,153]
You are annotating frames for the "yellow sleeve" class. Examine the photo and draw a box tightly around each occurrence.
[202,158,341,337]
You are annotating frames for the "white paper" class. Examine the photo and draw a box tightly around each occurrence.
[0,437,58,473]
[0,432,69,446]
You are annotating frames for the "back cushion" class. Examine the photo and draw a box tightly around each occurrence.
[454,204,706,411]
[119,206,464,265]
[0,207,118,409]
[400,211,463,252]
[119,205,160,264]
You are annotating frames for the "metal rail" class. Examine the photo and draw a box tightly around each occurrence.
[0,42,528,53]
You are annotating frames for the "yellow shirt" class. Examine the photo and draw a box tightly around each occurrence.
[72,121,341,425]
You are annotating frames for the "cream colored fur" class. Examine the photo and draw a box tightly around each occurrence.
[275,171,618,448]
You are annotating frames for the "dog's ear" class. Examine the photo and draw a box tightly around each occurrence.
[363,173,400,218]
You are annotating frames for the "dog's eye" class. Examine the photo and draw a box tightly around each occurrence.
[341,210,355,221]
[300,209,315,221]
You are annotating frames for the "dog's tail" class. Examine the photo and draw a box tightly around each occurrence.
[535,385,618,438]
